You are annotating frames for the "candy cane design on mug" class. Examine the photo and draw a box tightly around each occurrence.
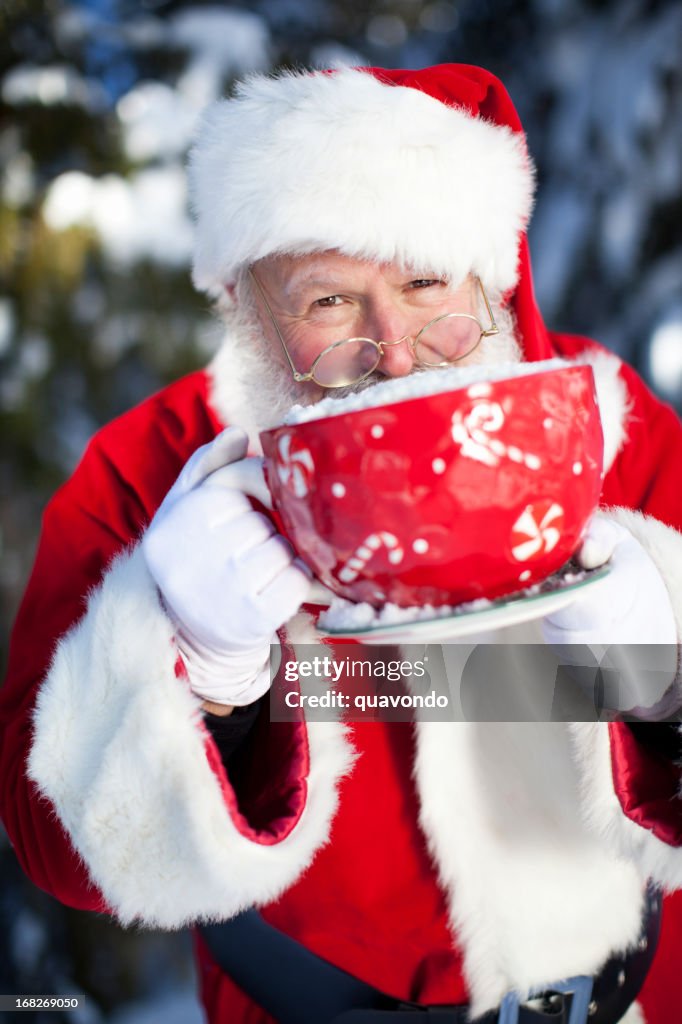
[337,532,405,583]
[450,386,541,470]
[275,432,315,497]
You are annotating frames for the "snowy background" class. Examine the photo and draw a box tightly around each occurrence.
[1,0,681,1020]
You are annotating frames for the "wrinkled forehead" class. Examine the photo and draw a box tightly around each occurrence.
[251,249,470,296]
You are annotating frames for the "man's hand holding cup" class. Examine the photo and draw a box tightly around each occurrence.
[142,428,312,712]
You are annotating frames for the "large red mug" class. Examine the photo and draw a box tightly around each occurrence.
[218,363,604,608]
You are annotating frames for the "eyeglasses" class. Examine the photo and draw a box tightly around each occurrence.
[248,269,499,389]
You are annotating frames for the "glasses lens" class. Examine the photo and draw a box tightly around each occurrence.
[415,314,482,367]
[312,338,382,387]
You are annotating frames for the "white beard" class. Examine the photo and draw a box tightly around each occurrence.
[208,303,523,442]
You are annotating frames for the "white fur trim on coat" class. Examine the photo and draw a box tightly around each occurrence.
[576,349,630,474]
[189,68,534,297]
[409,503,682,1012]
[27,545,355,928]
[569,722,682,893]
[412,719,647,1017]
[621,1002,646,1024]
[565,508,682,892]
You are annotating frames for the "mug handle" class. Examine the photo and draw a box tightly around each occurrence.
[206,456,335,608]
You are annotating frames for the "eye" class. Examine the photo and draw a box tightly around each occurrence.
[314,295,344,308]
[409,278,445,290]
[407,278,451,306]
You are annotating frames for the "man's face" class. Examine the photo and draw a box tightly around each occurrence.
[250,250,483,396]
[220,249,521,433]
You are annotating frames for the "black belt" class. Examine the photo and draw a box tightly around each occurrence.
[198,885,661,1024]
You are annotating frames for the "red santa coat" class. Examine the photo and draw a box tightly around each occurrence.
[2,323,682,1023]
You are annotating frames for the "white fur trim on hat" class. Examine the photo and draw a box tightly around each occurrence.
[189,68,534,297]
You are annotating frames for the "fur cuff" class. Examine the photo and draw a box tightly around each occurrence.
[28,546,354,928]
[569,722,682,891]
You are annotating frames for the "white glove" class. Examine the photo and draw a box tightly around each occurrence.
[541,515,678,716]
[143,427,312,706]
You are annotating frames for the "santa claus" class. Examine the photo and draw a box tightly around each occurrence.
[2,64,682,1024]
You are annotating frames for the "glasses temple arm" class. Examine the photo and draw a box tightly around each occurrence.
[247,268,312,381]
[477,277,499,335]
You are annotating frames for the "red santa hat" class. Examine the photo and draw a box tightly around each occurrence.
[189,63,554,360]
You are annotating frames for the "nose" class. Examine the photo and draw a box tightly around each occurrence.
[364,302,417,378]
[376,336,416,377]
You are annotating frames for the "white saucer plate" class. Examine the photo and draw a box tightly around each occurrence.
[317,566,612,644]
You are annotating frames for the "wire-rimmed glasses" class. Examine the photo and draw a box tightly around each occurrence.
[249,269,499,389]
